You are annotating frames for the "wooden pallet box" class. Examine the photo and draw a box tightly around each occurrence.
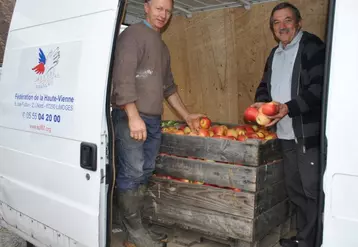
[145,123,288,244]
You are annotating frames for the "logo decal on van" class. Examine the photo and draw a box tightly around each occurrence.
[32,47,60,88]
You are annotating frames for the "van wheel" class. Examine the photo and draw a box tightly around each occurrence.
[27,241,35,247]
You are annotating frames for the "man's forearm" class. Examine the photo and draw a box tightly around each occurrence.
[124,103,140,120]
[166,92,190,120]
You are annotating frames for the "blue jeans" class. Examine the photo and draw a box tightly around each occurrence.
[112,109,162,191]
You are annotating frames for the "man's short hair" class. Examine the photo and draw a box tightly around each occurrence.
[269,2,302,31]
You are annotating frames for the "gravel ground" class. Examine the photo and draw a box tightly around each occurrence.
[0,227,26,247]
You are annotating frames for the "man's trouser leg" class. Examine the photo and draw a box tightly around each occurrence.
[112,109,166,247]
[139,115,167,241]
[280,140,320,247]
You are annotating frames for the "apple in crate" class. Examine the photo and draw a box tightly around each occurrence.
[174,130,185,135]
[200,117,212,129]
[184,126,191,134]
[208,130,214,137]
[226,129,238,138]
[244,125,255,134]
[259,101,279,116]
[198,129,210,137]
[235,126,246,135]
[237,135,248,142]
[212,125,226,136]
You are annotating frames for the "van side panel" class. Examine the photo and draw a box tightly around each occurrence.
[0,1,120,246]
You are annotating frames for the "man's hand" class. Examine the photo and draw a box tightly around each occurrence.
[265,103,289,127]
[128,115,147,141]
[184,113,205,133]
[250,102,265,109]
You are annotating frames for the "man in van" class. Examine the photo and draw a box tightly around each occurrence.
[252,2,325,247]
[110,0,204,245]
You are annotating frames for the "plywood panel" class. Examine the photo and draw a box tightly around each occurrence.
[162,0,329,124]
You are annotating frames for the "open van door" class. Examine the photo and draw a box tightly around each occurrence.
[0,0,126,246]
[322,0,358,246]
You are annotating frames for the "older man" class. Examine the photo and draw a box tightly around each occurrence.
[252,2,325,247]
[111,0,204,246]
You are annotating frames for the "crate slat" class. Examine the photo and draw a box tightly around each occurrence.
[160,133,281,166]
[144,194,290,242]
[147,177,287,219]
[155,155,284,192]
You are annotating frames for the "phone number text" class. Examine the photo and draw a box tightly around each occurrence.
[22,112,61,123]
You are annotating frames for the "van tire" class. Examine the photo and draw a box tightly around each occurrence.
[27,241,35,247]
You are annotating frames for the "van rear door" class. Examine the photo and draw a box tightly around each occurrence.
[322,0,358,246]
[0,1,125,246]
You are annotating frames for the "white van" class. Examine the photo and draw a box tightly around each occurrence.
[0,0,357,247]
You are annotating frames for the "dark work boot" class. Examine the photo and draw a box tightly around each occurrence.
[117,188,166,247]
[279,237,299,247]
[138,184,168,242]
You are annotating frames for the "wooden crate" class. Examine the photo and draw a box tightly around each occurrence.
[145,122,288,244]
[155,154,284,192]
[144,178,289,243]
[159,133,281,167]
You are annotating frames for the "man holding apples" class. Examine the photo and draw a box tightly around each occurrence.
[252,2,326,247]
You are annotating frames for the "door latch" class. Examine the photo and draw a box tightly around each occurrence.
[80,142,97,171]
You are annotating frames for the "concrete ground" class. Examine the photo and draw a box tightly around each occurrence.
[0,227,26,247]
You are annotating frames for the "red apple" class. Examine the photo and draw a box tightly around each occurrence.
[235,126,246,135]
[226,129,238,138]
[174,130,185,135]
[244,107,259,122]
[212,125,226,136]
[237,135,248,142]
[247,133,259,139]
[259,101,279,116]
[256,113,271,126]
[244,125,255,134]
[198,129,210,137]
[200,117,212,129]
[178,124,187,131]
[208,130,214,137]
[179,179,189,183]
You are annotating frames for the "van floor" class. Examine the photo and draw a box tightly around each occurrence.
[110,225,228,247]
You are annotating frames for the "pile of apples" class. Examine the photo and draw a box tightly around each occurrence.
[244,101,279,126]
[161,117,277,141]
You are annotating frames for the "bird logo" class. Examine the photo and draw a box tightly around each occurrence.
[32,47,60,75]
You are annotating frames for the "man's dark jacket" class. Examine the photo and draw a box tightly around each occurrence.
[254,31,326,150]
